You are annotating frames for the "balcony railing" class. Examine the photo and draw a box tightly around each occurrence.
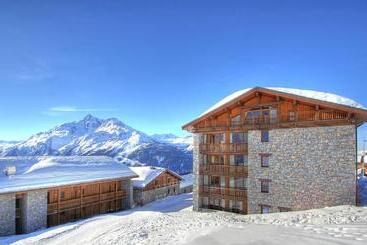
[194,112,350,132]
[199,186,247,199]
[199,143,247,154]
[199,164,248,176]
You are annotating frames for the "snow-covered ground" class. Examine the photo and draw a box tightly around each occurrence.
[1,193,367,245]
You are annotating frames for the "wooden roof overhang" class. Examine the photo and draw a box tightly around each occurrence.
[182,87,367,131]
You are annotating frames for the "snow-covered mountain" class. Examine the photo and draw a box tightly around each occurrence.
[151,133,193,151]
[0,115,193,174]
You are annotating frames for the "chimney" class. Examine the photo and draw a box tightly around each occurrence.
[4,165,16,176]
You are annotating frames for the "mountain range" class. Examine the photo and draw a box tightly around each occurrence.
[0,115,193,174]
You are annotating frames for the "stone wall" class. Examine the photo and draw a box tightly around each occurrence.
[134,184,179,205]
[22,190,48,233]
[122,180,134,209]
[247,125,357,214]
[192,133,202,211]
[0,193,15,236]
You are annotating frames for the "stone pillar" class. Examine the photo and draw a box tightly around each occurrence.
[122,180,134,209]
[192,133,202,211]
[22,190,47,233]
[0,193,15,236]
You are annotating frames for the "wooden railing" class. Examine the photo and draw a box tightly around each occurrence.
[199,164,248,176]
[199,143,247,153]
[199,186,247,199]
[47,203,58,214]
[194,111,350,132]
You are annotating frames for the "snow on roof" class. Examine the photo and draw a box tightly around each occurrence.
[201,87,366,117]
[0,156,137,194]
[180,173,193,189]
[129,166,182,188]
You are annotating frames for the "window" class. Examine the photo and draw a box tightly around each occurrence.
[210,155,224,165]
[60,191,65,200]
[230,155,248,166]
[279,207,291,212]
[221,199,226,208]
[230,132,248,143]
[202,197,209,206]
[231,114,241,125]
[214,133,225,144]
[261,205,271,214]
[234,177,247,189]
[260,180,270,193]
[201,175,209,186]
[210,176,220,187]
[229,177,235,188]
[220,176,226,187]
[261,130,269,142]
[261,154,270,167]
[288,111,296,122]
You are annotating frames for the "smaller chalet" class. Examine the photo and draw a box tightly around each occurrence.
[130,166,182,205]
[0,156,137,236]
[179,173,193,194]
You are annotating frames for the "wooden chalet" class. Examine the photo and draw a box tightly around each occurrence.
[183,87,367,215]
[130,166,182,205]
[0,156,138,236]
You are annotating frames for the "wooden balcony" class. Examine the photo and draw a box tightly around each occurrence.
[47,203,58,214]
[199,143,248,154]
[193,112,351,133]
[199,164,248,177]
[199,186,247,200]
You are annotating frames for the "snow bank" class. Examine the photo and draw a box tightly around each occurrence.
[0,156,137,194]
[201,87,366,116]
[2,193,367,245]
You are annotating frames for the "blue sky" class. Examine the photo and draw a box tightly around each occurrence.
[0,0,366,149]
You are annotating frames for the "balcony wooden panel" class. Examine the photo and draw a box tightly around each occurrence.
[193,113,351,133]
[47,203,59,214]
[59,198,80,210]
[199,143,248,154]
[199,186,247,200]
[199,165,248,177]
[82,194,99,205]
[100,192,116,201]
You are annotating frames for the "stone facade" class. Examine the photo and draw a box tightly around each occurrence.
[247,125,357,214]
[0,194,15,236]
[122,180,134,209]
[133,184,179,206]
[21,190,48,233]
[192,133,202,211]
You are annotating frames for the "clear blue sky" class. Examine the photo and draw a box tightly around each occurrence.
[0,0,366,149]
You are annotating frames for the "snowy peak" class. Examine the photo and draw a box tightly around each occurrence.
[0,115,193,174]
[151,133,193,151]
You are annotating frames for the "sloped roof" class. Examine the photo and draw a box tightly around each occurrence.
[183,87,367,129]
[0,156,137,194]
[130,166,182,188]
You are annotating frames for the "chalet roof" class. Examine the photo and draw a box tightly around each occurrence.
[183,87,367,129]
[129,166,182,188]
[0,156,138,194]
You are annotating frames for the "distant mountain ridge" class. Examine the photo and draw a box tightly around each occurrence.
[0,115,193,174]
